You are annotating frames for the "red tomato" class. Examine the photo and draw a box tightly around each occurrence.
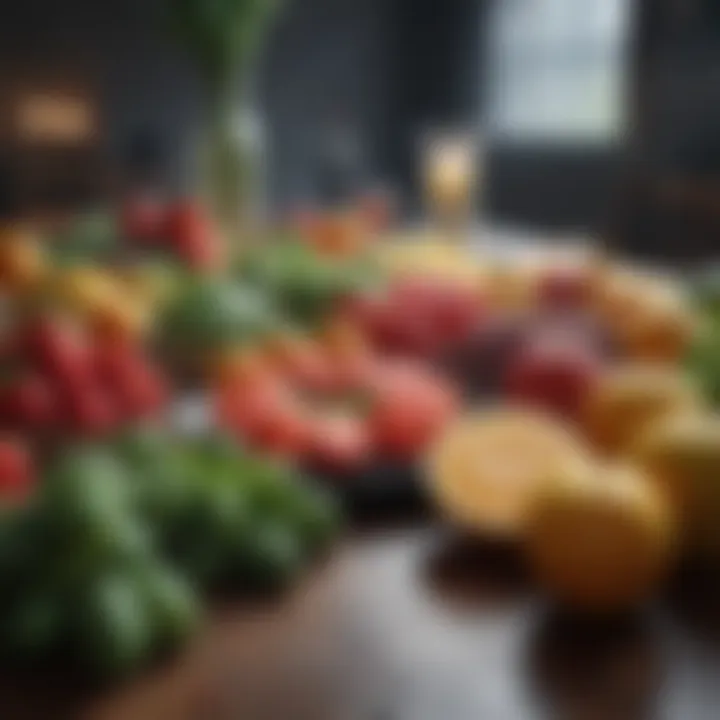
[307,412,371,474]
[120,195,167,245]
[0,438,34,502]
[164,200,224,271]
[274,340,338,395]
[332,352,379,393]
[368,362,459,460]
[251,400,313,458]
[216,378,311,458]
[20,317,92,388]
[1,374,57,431]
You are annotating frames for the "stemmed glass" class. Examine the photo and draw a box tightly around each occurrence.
[420,129,481,242]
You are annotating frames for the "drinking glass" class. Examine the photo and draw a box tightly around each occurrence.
[420,129,481,241]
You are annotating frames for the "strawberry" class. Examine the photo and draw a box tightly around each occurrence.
[0,374,57,432]
[67,383,118,437]
[20,316,91,388]
[94,340,167,420]
[118,356,167,420]
[164,200,224,271]
[0,438,34,502]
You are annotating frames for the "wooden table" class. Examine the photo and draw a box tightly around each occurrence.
[3,522,720,720]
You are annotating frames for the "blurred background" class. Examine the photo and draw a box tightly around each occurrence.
[0,0,719,259]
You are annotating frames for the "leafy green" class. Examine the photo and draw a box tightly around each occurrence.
[158,277,283,354]
[0,430,340,678]
[168,0,283,86]
[51,211,120,265]
[77,571,154,677]
[687,319,720,404]
[241,241,380,326]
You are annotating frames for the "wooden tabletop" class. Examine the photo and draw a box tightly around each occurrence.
[2,523,720,720]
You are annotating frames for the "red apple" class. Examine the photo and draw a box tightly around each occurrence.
[536,266,591,310]
[504,333,602,420]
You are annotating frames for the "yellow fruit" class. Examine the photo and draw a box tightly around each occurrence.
[583,364,701,456]
[427,408,589,538]
[594,270,694,362]
[620,287,695,363]
[56,267,151,341]
[90,295,152,342]
[56,266,126,313]
[375,239,483,287]
[211,345,270,386]
[634,413,720,554]
[525,462,676,612]
[117,265,170,307]
[0,226,46,293]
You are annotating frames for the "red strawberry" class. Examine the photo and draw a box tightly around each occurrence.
[94,341,167,420]
[20,317,91,388]
[117,356,167,420]
[0,438,34,502]
[123,361,168,419]
[1,374,57,431]
[164,200,224,271]
[67,384,118,438]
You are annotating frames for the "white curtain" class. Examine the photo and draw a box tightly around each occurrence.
[485,0,631,142]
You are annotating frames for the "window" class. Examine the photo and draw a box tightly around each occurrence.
[485,0,631,143]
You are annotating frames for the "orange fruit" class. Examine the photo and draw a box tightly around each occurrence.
[525,462,676,612]
[0,226,46,293]
[211,345,272,387]
[583,363,701,457]
[427,408,589,539]
[634,412,720,555]
[593,270,694,363]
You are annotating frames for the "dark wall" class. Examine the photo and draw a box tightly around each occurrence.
[261,0,393,207]
[0,0,395,207]
[616,0,720,262]
[0,0,628,233]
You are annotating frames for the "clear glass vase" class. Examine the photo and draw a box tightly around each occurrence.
[199,89,266,251]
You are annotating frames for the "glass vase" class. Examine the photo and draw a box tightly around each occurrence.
[199,88,266,251]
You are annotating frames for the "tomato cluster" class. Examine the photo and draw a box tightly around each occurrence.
[0,315,168,442]
[215,337,458,475]
[342,277,483,359]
